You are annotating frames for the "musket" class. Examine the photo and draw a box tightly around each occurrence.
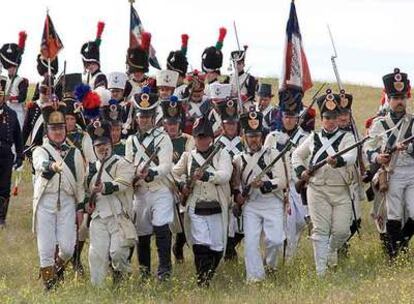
[133,145,162,185]
[327,24,343,91]
[88,153,110,211]
[182,143,223,206]
[295,135,371,193]
[232,21,244,115]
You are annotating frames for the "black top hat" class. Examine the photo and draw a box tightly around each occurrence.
[87,119,112,146]
[279,87,303,116]
[216,98,238,122]
[201,27,227,73]
[316,89,340,118]
[257,83,273,98]
[127,47,149,74]
[383,68,410,98]
[56,73,83,97]
[230,45,248,62]
[240,110,263,135]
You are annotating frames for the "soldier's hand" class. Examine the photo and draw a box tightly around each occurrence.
[86,203,95,215]
[193,168,204,181]
[301,170,311,182]
[396,143,408,151]
[232,203,242,217]
[234,193,246,205]
[51,161,63,173]
[327,156,337,167]
[376,153,390,165]
[138,168,149,179]
[92,182,103,194]
[251,180,264,189]
[181,185,190,198]
[76,211,84,226]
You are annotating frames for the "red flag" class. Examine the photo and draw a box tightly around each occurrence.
[41,13,63,60]
[280,1,313,92]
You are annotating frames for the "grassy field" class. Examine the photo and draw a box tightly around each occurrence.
[1,81,414,303]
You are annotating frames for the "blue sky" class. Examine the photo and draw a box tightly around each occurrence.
[1,0,413,87]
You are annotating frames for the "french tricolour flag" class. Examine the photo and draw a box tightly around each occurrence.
[130,4,161,70]
[280,0,312,92]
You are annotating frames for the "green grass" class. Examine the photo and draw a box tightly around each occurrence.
[1,81,414,303]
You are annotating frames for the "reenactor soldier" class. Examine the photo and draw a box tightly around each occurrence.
[32,101,85,290]
[336,90,365,255]
[160,98,194,263]
[85,120,135,286]
[214,98,245,260]
[32,54,59,101]
[167,34,190,99]
[184,71,221,136]
[264,88,309,260]
[233,110,287,282]
[172,116,232,287]
[22,78,51,163]
[292,89,357,276]
[229,46,256,111]
[0,36,29,127]
[364,68,414,259]
[0,80,23,228]
[107,72,128,103]
[257,83,276,130]
[100,97,125,156]
[125,90,174,280]
[155,70,179,126]
[202,28,227,92]
[80,22,107,89]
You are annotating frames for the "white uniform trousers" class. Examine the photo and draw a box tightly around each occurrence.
[243,195,285,282]
[88,215,131,286]
[228,210,243,237]
[134,187,174,236]
[36,192,76,267]
[188,207,224,252]
[386,166,414,221]
[285,182,306,260]
[307,184,352,275]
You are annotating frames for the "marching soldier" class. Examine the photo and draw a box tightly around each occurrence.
[85,120,135,286]
[167,34,190,99]
[125,90,174,280]
[184,71,221,136]
[336,90,364,255]
[32,101,85,290]
[172,116,232,287]
[257,83,276,130]
[0,39,29,127]
[364,68,414,259]
[233,110,287,282]
[0,80,23,228]
[81,22,107,89]
[292,89,357,276]
[22,78,55,166]
[123,32,156,135]
[155,70,179,126]
[264,88,309,260]
[214,99,245,260]
[32,54,59,101]
[160,98,195,263]
[100,97,125,156]
[202,28,227,92]
[229,46,256,111]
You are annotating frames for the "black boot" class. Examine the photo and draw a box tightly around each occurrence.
[224,237,237,261]
[112,270,124,287]
[0,196,9,228]
[72,241,85,276]
[55,257,65,284]
[173,232,186,263]
[208,250,223,282]
[400,218,414,253]
[386,220,402,260]
[154,224,172,281]
[137,235,152,278]
[193,244,214,287]
[40,266,56,291]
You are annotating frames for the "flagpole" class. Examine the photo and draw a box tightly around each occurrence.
[46,9,53,103]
